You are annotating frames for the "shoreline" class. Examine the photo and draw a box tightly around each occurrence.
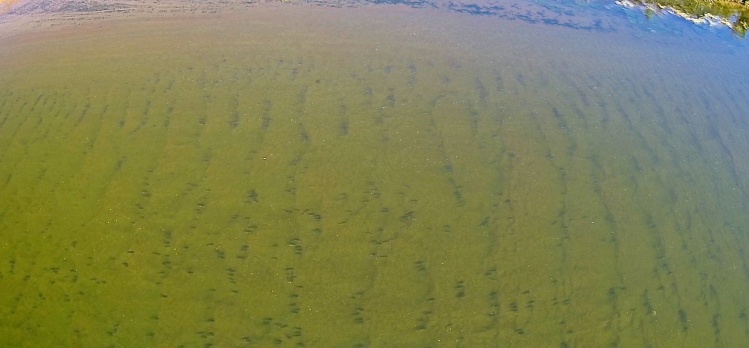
[0,1,319,39]
[1,0,747,41]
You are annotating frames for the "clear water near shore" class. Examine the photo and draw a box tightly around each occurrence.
[1,4,749,347]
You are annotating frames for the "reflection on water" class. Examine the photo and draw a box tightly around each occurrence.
[1,2,749,347]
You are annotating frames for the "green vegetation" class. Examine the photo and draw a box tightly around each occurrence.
[631,0,749,36]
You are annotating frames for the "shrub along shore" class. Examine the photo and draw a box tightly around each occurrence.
[632,0,749,36]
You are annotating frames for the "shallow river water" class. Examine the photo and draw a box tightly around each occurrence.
[1,1,749,346]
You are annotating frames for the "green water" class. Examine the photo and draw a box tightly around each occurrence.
[2,5,749,347]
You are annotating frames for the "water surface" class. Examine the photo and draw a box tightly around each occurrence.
[1,2,749,347]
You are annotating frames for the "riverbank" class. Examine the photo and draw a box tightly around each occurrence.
[2,0,747,39]
[0,0,224,32]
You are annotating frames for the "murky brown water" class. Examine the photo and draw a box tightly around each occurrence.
[1,4,749,347]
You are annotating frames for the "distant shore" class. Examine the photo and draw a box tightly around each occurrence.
[1,0,748,39]
[0,0,275,38]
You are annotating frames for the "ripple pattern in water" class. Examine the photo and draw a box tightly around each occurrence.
[1,6,749,347]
